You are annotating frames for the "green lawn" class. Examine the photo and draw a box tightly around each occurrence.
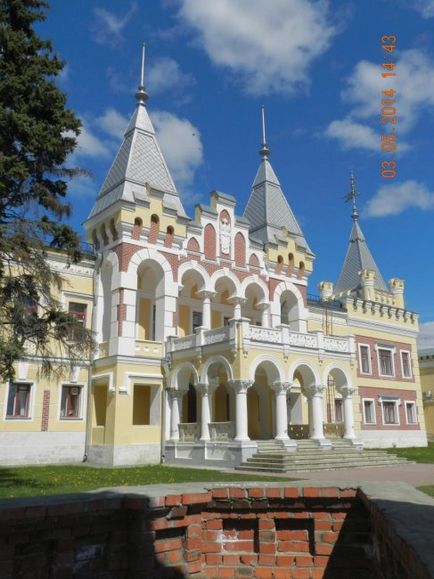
[0,464,290,500]
[384,442,434,463]
[418,485,434,498]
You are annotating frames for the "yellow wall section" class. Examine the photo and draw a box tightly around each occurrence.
[138,298,151,339]
[179,304,190,337]
[132,385,151,425]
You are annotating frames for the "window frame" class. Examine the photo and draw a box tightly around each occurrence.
[362,398,376,425]
[59,383,84,420]
[404,401,417,425]
[5,381,34,420]
[358,343,372,375]
[376,345,396,378]
[400,350,412,379]
[380,397,400,426]
[68,300,88,341]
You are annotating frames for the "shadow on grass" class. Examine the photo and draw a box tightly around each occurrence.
[0,467,56,494]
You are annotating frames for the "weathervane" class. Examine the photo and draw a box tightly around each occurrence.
[344,170,359,221]
[259,105,270,158]
[135,42,148,104]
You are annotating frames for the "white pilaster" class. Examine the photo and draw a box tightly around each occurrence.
[229,380,253,441]
[197,291,216,330]
[272,381,292,440]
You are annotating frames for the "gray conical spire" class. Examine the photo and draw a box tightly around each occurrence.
[87,44,187,220]
[335,174,388,294]
[243,107,311,253]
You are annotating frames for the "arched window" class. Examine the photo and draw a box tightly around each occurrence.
[164,225,174,248]
[298,261,305,278]
[287,253,294,274]
[149,214,160,244]
[204,224,216,259]
[109,218,118,242]
[234,232,246,267]
[277,255,284,273]
[132,217,143,240]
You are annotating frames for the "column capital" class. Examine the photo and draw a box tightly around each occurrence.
[304,383,326,399]
[228,296,247,306]
[228,379,253,394]
[272,381,292,394]
[339,385,356,398]
[167,388,185,400]
[196,382,218,396]
[197,290,217,300]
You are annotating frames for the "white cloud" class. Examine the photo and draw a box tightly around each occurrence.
[326,50,434,151]
[414,0,434,18]
[68,174,96,198]
[74,124,112,160]
[147,57,194,95]
[96,108,129,139]
[176,0,339,96]
[92,3,137,46]
[325,119,379,151]
[418,321,434,350]
[151,110,203,188]
[365,180,434,218]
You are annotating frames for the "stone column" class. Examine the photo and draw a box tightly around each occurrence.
[229,380,253,441]
[305,384,326,440]
[198,291,216,330]
[272,381,292,440]
[169,389,183,441]
[197,382,216,441]
[340,386,356,440]
[258,302,271,327]
[229,297,247,320]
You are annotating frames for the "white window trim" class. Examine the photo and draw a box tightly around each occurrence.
[404,400,418,425]
[358,343,372,375]
[58,382,86,421]
[4,380,36,421]
[400,350,413,379]
[379,397,400,426]
[376,345,396,378]
[362,398,376,424]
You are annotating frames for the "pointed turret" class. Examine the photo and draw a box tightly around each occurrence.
[335,174,388,295]
[243,107,311,253]
[87,44,187,220]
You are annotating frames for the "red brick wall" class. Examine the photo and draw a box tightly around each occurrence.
[0,486,430,579]
[234,232,246,267]
[355,335,414,383]
[358,386,419,430]
[204,224,217,260]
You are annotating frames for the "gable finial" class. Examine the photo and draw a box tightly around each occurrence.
[259,105,270,158]
[135,42,148,104]
[344,170,359,221]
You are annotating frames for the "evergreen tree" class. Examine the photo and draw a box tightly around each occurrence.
[0,0,94,380]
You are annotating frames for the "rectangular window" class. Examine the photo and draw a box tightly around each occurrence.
[60,385,82,419]
[68,302,87,340]
[6,383,31,418]
[405,402,417,424]
[378,348,394,376]
[383,401,398,424]
[401,351,412,378]
[363,400,376,424]
[359,345,371,374]
[223,317,231,327]
[192,311,203,331]
[334,399,343,423]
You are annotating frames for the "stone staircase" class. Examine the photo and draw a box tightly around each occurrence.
[235,439,411,473]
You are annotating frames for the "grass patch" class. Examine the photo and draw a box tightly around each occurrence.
[0,464,292,500]
[384,442,434,463]
[418,485,434,498]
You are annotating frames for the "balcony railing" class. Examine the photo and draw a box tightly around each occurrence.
[167,321,355,358]
[135,339,163,358]
[179,422,200,442]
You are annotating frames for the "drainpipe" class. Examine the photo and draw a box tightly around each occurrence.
[83,252,101,462]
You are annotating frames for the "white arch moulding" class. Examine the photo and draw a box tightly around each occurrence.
[322,364,354,391]
[240,274,269,300]
[288,359,321,387]
[170,362,200,390]
[178,260,212,293]
[270,280,308,331]
[210,267,243,298]
[200,355,234,384]
[248,354,285,383]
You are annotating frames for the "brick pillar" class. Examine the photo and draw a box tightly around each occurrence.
[41,390,50,431]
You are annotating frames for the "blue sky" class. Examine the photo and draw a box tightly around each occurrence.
[39,0,434,345]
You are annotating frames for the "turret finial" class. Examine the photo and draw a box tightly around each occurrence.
[344,170,359,221]
[135,43,148,104]
[259,105,270,158]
